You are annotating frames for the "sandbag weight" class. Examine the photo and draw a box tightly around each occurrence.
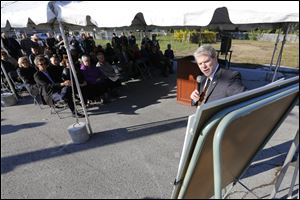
[1,92,17,106]
[67,122,90,144]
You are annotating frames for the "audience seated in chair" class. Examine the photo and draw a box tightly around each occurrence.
[116,44,136,79]
[1,50,21,92]
[96,51,122,96]
[29,46,40,66]
[80,55,111,103]
[149,45,171,77]
[61,55,89,105]
[49,55,64,82]
[33,55,83,118]
[17,56,39,99]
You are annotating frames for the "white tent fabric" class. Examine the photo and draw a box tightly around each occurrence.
[1,1,55,28]
[1,1,299,28]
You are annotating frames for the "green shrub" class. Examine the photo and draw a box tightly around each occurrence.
[174,30,189,42]
[248,30,262,40]
[189,31,200,44]
[174,29,217,44]
[201,31,217,43]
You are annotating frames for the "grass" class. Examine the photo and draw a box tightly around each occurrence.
[95,35,299,68]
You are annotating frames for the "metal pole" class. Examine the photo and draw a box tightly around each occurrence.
[1,62,18,100]
[269,130,299,198]
[1,38,18,99]
[272,24,291,82]
[58,20,93,135]
[269,30,281,71]
[287,153,299,199]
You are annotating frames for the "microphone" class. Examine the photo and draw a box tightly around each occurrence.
[196,75,204,93]
[191,75,204,106]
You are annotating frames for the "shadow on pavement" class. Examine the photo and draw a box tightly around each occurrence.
[241,140,296,179]
[87,76,177,115]
[1,116,188,174]
[1,122,47,135]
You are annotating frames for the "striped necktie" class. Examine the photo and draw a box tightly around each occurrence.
[199,78,211,105]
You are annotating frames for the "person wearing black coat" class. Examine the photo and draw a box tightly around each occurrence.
[190,45,246,106]
[33,55,83,117]
[17,56,39,96]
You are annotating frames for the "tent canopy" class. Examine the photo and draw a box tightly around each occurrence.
[1,1,299,30]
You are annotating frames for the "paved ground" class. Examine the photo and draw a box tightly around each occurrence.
[1,70,299,199]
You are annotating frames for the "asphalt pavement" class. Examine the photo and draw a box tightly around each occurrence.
[1,70,299,199]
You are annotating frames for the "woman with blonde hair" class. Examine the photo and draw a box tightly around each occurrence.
[17,56,39,96]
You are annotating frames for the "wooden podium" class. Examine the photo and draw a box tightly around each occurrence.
[176,56,201,105]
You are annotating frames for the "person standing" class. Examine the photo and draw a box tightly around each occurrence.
[190,45,246,106]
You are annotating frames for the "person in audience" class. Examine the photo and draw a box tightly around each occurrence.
[120,32,128,47]
[141,34,151,46]
[117,44,134,78]
[43,47,54,61]
[31,34,45,54]
[140,42,151,68]
[45,32,56,53]
[29,46,40,66]
[80,55,110,103]
[111,32,121,50]
[49,55,64,82]
[164,44,174,61]
[70,35,82,56]
[1,50,20,86]
[148,45,170,77]
[61,55,89,105]
[131,44,149,78]
[80,33,94,55]
[128,31,136,47]
[55,35,66,60]
[164,44,175,74]
[104,43,116,65]
[33,55,84,117]
[190,45,246,106]
[151,34,160,49]
[17,56,38,96]
[96,51,122,94]
[20,33,34,56]
[1,32,23,60]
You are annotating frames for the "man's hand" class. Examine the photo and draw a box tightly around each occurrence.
[61,80,71,86]
[190,89,200,103]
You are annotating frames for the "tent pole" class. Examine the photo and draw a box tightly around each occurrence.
[1,38,18,99]
[272,23,290,82]
[58,20,93,135]
[1,62,18,100]
[269,30,281,71]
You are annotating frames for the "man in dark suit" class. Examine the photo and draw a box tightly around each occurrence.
[33,55,84,117]
[190,45,246,106]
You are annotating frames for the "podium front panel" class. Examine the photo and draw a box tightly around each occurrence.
[176,56,201,105]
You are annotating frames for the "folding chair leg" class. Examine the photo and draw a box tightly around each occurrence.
[50,106,62,119]
[136,65,146,80]
[33,97,43,109]
[237,180,260,199]
[269,130,299,199]
[287,154,299,199]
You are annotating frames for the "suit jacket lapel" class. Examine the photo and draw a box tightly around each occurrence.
[206,67,222,100]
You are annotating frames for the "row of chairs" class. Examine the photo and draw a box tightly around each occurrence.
[1,73,69,119]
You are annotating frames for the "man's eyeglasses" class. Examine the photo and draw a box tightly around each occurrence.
[37,62,46,66]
